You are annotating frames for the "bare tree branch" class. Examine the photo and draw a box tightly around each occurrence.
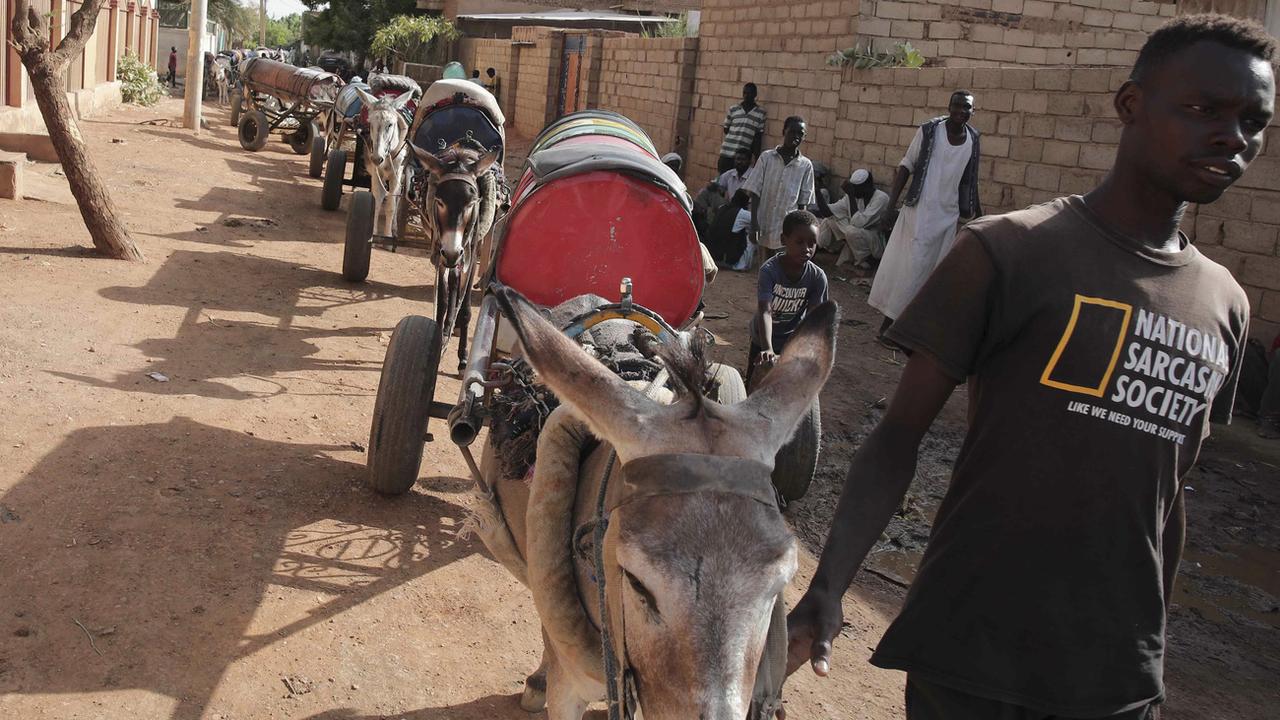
[51,0,110,69]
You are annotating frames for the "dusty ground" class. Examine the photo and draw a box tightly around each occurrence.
[0,97,1275,720]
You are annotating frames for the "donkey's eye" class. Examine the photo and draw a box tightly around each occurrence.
[624,570,660,620]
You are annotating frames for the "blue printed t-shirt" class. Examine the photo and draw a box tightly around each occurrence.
[758,255,828,350]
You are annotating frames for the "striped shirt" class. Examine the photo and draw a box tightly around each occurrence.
[742,148,815,250]
[720,103,767,159]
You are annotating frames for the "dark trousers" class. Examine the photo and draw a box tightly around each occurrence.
[167,68,176,87]
[905,676,1160,720]
[1262,351,1280,421]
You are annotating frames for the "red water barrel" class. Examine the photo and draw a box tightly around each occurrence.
[496,168,702,328]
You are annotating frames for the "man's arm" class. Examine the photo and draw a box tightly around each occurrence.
[749,192,762,235]
[813,187,834,218]
[1162,487,1185,611]
[879,166,911,233]
[754,299,776,362]
[787,352,959,676]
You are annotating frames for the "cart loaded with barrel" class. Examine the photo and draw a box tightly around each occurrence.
[231,57,342,155]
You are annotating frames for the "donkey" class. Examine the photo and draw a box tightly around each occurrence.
[353,88,416,240]
[212,57,230,106]
[478,287,837,720]
[408,143,500,370]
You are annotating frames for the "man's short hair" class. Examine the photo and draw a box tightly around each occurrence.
[782,209,819,237]
[1132,14,1276,81]
[783,115,806,131]
[951,89,973,102]
[744,82,758,93]
[734,148,752,159]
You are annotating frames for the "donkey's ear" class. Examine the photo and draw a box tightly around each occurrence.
[354,87,378,110]
[392,89,415,109]
[473,148,500,176]
[494,287,663,459]
[410,144,445,175]
[734,301,838,456]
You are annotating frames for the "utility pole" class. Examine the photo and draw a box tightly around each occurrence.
[259,0,266,47]
[183,0,208,133]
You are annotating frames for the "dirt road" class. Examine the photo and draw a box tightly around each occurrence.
[0,98,1275,720]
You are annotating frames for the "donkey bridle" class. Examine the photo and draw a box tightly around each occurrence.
[593,452,785,720]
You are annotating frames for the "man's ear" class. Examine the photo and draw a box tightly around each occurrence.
[1114,79,1141,126]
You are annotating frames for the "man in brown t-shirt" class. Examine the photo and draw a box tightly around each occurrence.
[786,15,1275,719]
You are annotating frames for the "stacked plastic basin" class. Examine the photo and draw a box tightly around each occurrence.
[496,110,703,329]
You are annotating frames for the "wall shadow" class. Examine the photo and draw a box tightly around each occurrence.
[0,416,480,720]
[302,695,609,720]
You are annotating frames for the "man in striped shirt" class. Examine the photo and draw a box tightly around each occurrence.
[719,83,767,173]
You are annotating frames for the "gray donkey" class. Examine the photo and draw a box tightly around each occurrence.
[408,144,500,370]
[474,288,837,720]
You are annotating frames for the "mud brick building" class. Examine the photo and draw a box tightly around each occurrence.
[0,0,161,134]
[457,0,1280,339]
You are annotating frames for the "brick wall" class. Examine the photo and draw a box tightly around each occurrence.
[686,0,860,186]
[458,37,514,110]
[821,65,1280,340]
[596,37,700,157]
[856,0,1178,67]
[510,26,563,133]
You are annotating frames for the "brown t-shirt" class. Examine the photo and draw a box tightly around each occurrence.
[870,196,1248,716]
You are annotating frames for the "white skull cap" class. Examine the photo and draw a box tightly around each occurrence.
[850,169,870,184]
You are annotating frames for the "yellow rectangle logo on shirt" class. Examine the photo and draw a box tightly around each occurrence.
[1040,295,1132,397]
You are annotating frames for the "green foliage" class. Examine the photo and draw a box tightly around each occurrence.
[827,42,926,69]
[369,15,459,64]
[642,13,696,39]
[117,51,164,106]
[302,0,418,60]
[264,14,302,48]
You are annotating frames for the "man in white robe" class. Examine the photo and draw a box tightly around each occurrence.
[815,168,890,273]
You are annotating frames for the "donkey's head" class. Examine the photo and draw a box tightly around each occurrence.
[409,144,499,268]
[496,288,838,720]
[355,88,414,168]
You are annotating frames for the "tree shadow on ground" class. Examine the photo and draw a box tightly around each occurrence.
[49,248,427,400]
[301,694,609,720]
[0,416,480,720]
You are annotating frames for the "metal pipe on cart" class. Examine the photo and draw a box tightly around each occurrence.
[448,292,500,447]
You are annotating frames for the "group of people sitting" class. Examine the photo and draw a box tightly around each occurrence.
[690,151,891,276]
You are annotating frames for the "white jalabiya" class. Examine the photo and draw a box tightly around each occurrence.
[869,127,972,320]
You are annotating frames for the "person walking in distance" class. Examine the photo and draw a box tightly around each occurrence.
[741,116,815,271]
[167,47,178,88]
[869,90,981,340]
[718,82,767,174]
[787,15,1273,720]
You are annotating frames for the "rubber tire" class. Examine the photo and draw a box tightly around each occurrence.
[287,120,314,155]
[237,110,270,152]
[772,398,820,504]
[322,148,347,211]
[367,316,442,495]
[309,135,326,179]
[343,191,374,282]
[229,93,242,127]
[708,363,747,405]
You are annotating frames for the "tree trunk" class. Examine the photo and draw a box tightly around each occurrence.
[12,0,144,261]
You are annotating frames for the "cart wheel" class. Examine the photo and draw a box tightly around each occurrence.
[238,110,270,152]
[309,135,325,179]
[287,120,314,155]
[367,315,442,496]
[322,148,347,211]
[707,363,747,405]
[229,93,242,127]
[772,398,820,504]
[343,191,374,282]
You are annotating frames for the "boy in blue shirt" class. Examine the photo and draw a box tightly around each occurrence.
[748,209,829,383]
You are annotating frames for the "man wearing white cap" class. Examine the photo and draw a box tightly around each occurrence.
[814,168,890,273]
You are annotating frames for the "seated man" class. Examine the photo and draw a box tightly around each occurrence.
[814,169,890,274]
[706,189,753,269]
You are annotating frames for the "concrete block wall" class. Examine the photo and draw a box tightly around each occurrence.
[818,65,1280,340]
[686,0,861,186]
[855,0,1178,67]
[510,26,563,133]
[458,37,513,110]
[596,37,699,158]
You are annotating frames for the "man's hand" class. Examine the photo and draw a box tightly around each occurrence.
[878,209,899,234]
[756,349,778,367]
[786,590,843,677]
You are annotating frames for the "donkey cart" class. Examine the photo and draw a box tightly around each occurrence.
[315,74,422,208]
[360,110,825,719]
[232,57,341,155]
